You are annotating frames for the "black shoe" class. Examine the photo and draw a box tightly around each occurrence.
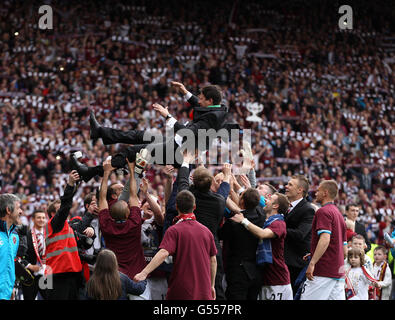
[70,154,102,183]
[89,110,102,140]
[70,154,89,182]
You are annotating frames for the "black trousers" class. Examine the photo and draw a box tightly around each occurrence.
[46,272,82,300]
[101,127,183,169]
[214,241,226,300]
[21,275,47,300]
[225,262,261,300]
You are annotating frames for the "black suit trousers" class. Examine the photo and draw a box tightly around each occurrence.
[21,275,47,300]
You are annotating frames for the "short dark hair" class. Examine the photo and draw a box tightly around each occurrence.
[241,188,260,210]
[374,245,387,255]
[201,85,222,105]
[176,190,196,214]
[273,192,290,215]
[192,167,213,193]
[47,199,61,217]
[346,203,359,211]
[84,192,96,209]
[107,183,119,201]
[32,210,45,219]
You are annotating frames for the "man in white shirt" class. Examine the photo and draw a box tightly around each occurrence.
[22,210,48,300]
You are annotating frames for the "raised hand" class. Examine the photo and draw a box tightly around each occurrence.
[183,150,195,165]
[103,157,115,173]
[152,103,169,118]
[68,170,80,186]
[170,81,188,95]
[222,163,232,177]
[239,174,251,189]
[140,177,149,194]
[87,199,99,215]
[163,165,175,179]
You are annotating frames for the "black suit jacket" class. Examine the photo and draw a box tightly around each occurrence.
[284,198,315,269]
[220,207,265,272]
[177,166,226,242]
[173,95,228,138]
[25,229,40,266]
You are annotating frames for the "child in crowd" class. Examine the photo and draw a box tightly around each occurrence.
[345,234,373,272]
[372,246,392,300]
[345,248,379,300]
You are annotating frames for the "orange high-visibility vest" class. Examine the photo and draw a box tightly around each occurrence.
[45,219,82,275]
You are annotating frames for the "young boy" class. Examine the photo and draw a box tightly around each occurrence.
[372,245,392,300]
[345,234,373,272]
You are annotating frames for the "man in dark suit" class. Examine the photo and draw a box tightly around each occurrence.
[21,210,48,300]
[176,152,231,300]
[72,82,230,182]
[345,203,371,252]
[284,175,315,296]
[220,188,265,300]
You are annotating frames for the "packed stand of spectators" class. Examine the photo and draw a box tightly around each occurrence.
[0,0,394,267]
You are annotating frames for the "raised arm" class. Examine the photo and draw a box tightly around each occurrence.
[177,151,195,192]
[163,165,175,205]
[118,172,141,203]
[98,158,114,211]
[126,159,140,207]
[231,212,275,240]
[51,170,80,233]
[216,163,231,199]
[140,177,164,226]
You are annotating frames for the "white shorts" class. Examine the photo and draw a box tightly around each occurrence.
[258,284,293,300]
[300,276,345,300]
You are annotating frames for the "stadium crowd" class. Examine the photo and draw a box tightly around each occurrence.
[0,0,394,300]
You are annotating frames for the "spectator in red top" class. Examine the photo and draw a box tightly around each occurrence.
[97,158,146,288]
[133,190,218,300]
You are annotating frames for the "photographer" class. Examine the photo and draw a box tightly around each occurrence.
[45,170,83,300]
[69,192,101,283]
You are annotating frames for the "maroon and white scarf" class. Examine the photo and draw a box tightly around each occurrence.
[172,213,196,225]
[31,228,46,265]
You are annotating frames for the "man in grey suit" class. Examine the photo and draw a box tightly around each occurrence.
[284,175,316,296]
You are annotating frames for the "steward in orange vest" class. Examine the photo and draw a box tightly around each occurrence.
[44,170,83,300]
